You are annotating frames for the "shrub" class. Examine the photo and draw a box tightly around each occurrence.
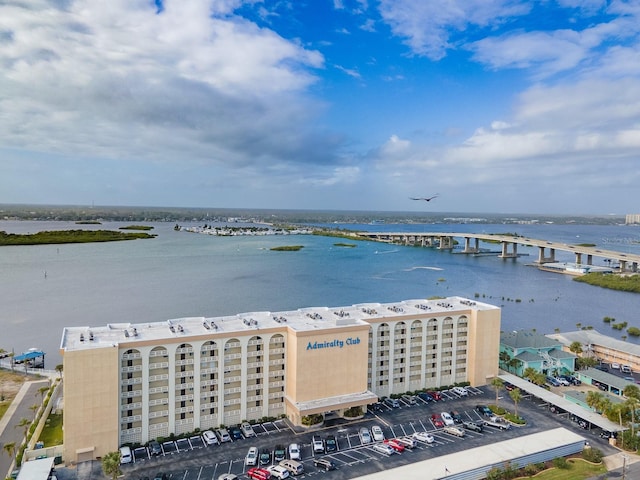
[343,406,363,418]
[301,414,323,426]
[582,447,603,463]
[553,457,570,469]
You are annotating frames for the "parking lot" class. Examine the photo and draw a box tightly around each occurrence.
[120,385,620,480]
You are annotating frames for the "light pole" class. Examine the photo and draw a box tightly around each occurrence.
[622,454,628,480]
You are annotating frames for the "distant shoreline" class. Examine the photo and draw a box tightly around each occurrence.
[0,229,156,246]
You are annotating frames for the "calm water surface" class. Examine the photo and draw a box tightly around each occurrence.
[1,220,640,366]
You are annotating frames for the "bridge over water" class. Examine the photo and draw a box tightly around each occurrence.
[357,231,640,272]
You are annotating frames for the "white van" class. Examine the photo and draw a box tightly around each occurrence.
[119,446,132,464]
[279,459,304,476]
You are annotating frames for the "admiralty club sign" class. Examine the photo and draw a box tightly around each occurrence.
[306,337,361,351]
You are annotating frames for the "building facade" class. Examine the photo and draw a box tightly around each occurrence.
[499,330,576,376]
[60,296,500,463]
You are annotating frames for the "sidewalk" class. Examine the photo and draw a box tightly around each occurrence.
[587,451,640,479]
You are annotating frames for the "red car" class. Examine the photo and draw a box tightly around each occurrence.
[428,391,442,401]
[247,468,272,480]
[384,439,405,452]
[431,413,444,428]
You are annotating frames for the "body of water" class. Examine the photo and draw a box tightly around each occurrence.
[1,220,640,367]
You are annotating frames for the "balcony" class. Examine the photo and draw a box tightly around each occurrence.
[149,350,168,358]
[121,352,141,360]
[149,362,169,370]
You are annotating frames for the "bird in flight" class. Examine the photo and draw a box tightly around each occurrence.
[410,194,439,202]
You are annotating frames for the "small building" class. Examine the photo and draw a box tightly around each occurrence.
[500,330,577,376]
[547,330,640,374]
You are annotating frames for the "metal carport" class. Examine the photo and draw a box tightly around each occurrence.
[498,373,625,433]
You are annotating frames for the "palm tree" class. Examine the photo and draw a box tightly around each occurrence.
[37,386,49,402]
[2,441,16,460]
[523,367,538,382]
[624,384,640,400]
[55,364,63,378]
[586,391,605,413]
[102,451,122,480]
[491,377,504,404]
[29,404,39,416]
[569,341,583,355]
[15,417,31,441]
[509,388,522,418]
[625,397,640,436]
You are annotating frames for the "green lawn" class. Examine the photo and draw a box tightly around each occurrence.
[38,413,63,447]
[531,459,606,480]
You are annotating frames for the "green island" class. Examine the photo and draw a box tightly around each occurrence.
[0,229,156,246]
[75,220,101,224]
[119,225,155,231]
[574,272,640,293]
[270,245,304,251]
[334,242,356,247]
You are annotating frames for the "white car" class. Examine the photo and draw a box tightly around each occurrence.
[359,427,372,444]
[288,443,301,460]
[612,362,621,370]
[441,412,455,426]
[245,447,258,466]
[371,425,385,442]
[241,422,256,438]
[372,443,395,455]
[451,386,468,396]
[202,430,219,446]
[312,435,325,454]
[412,431,434,444]
[267,465,290,480]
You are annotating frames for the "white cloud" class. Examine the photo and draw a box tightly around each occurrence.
[0,0,333,176]
[377,0,531,60]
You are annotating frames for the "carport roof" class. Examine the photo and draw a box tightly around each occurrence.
[581,367,636,391]
[499,373,625,432]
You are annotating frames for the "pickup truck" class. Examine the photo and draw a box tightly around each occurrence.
[483,416,511,430]
[462,420,483,433]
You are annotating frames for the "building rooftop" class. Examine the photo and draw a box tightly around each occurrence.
[60,296,497,352]
[501,329,561,350]
[548,330,640,358]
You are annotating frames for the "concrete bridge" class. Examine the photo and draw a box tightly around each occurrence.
[356,231,640,272]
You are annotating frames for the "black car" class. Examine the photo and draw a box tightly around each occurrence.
[153,474,168,480]
[325,435,337,453]
[259,448,271,466]
[370,402,384,412]
[504,382,515,391]
[417,392,433,402]
[229,425,243,441]
[475,405,493,417]
[450,411,463,423]
[148,440,162,457]
[313,458,336,471]
[273,444,286,463]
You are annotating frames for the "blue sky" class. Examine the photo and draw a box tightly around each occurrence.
[1,0,640,214]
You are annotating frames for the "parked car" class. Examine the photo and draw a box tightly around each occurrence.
[546,376,561,387]
[555,376,570,386]
[440,412,455,426]
[202,430,219,445]
[216,428,232,443]
[312,458,336,471]
[148,440,162,456]
[611,362,621,370]
[443,426,465,437]
[324,435,337,453]
[218,475,238,480]
[622,365,633,374]
[288,443,301,460]
[371,425,385,442]
[259,448,272,466]
[412,431,434,443]
[384,397,400,408]
[359,427,372,444]
[462,421,483,433]
[312,435,325,454]
[247,468,271,480]
[504,382,515,391]
[241,422,256,438]
[431,413,444,428]
[402,394,417,405]
[451,386,468,396]
[476,405,493,417]
[417,392,433,402]
[279,460,304,476]
[595,364,609,372]
[396,436,417,449]
[372,443,395,455]
[246,447,259,467]
[153,474,168,480]
[119,446,132,464]
[450,410,463,423]
[229,425,243,441]
[273,445,287,463]
[370,402,384,412]
[383,439,405,452]
[428,391,443,401]
[266,465,290,480]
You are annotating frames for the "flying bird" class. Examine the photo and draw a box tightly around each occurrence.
[410,194,439,202]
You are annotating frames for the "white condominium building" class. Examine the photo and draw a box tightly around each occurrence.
[60,296,500,463]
